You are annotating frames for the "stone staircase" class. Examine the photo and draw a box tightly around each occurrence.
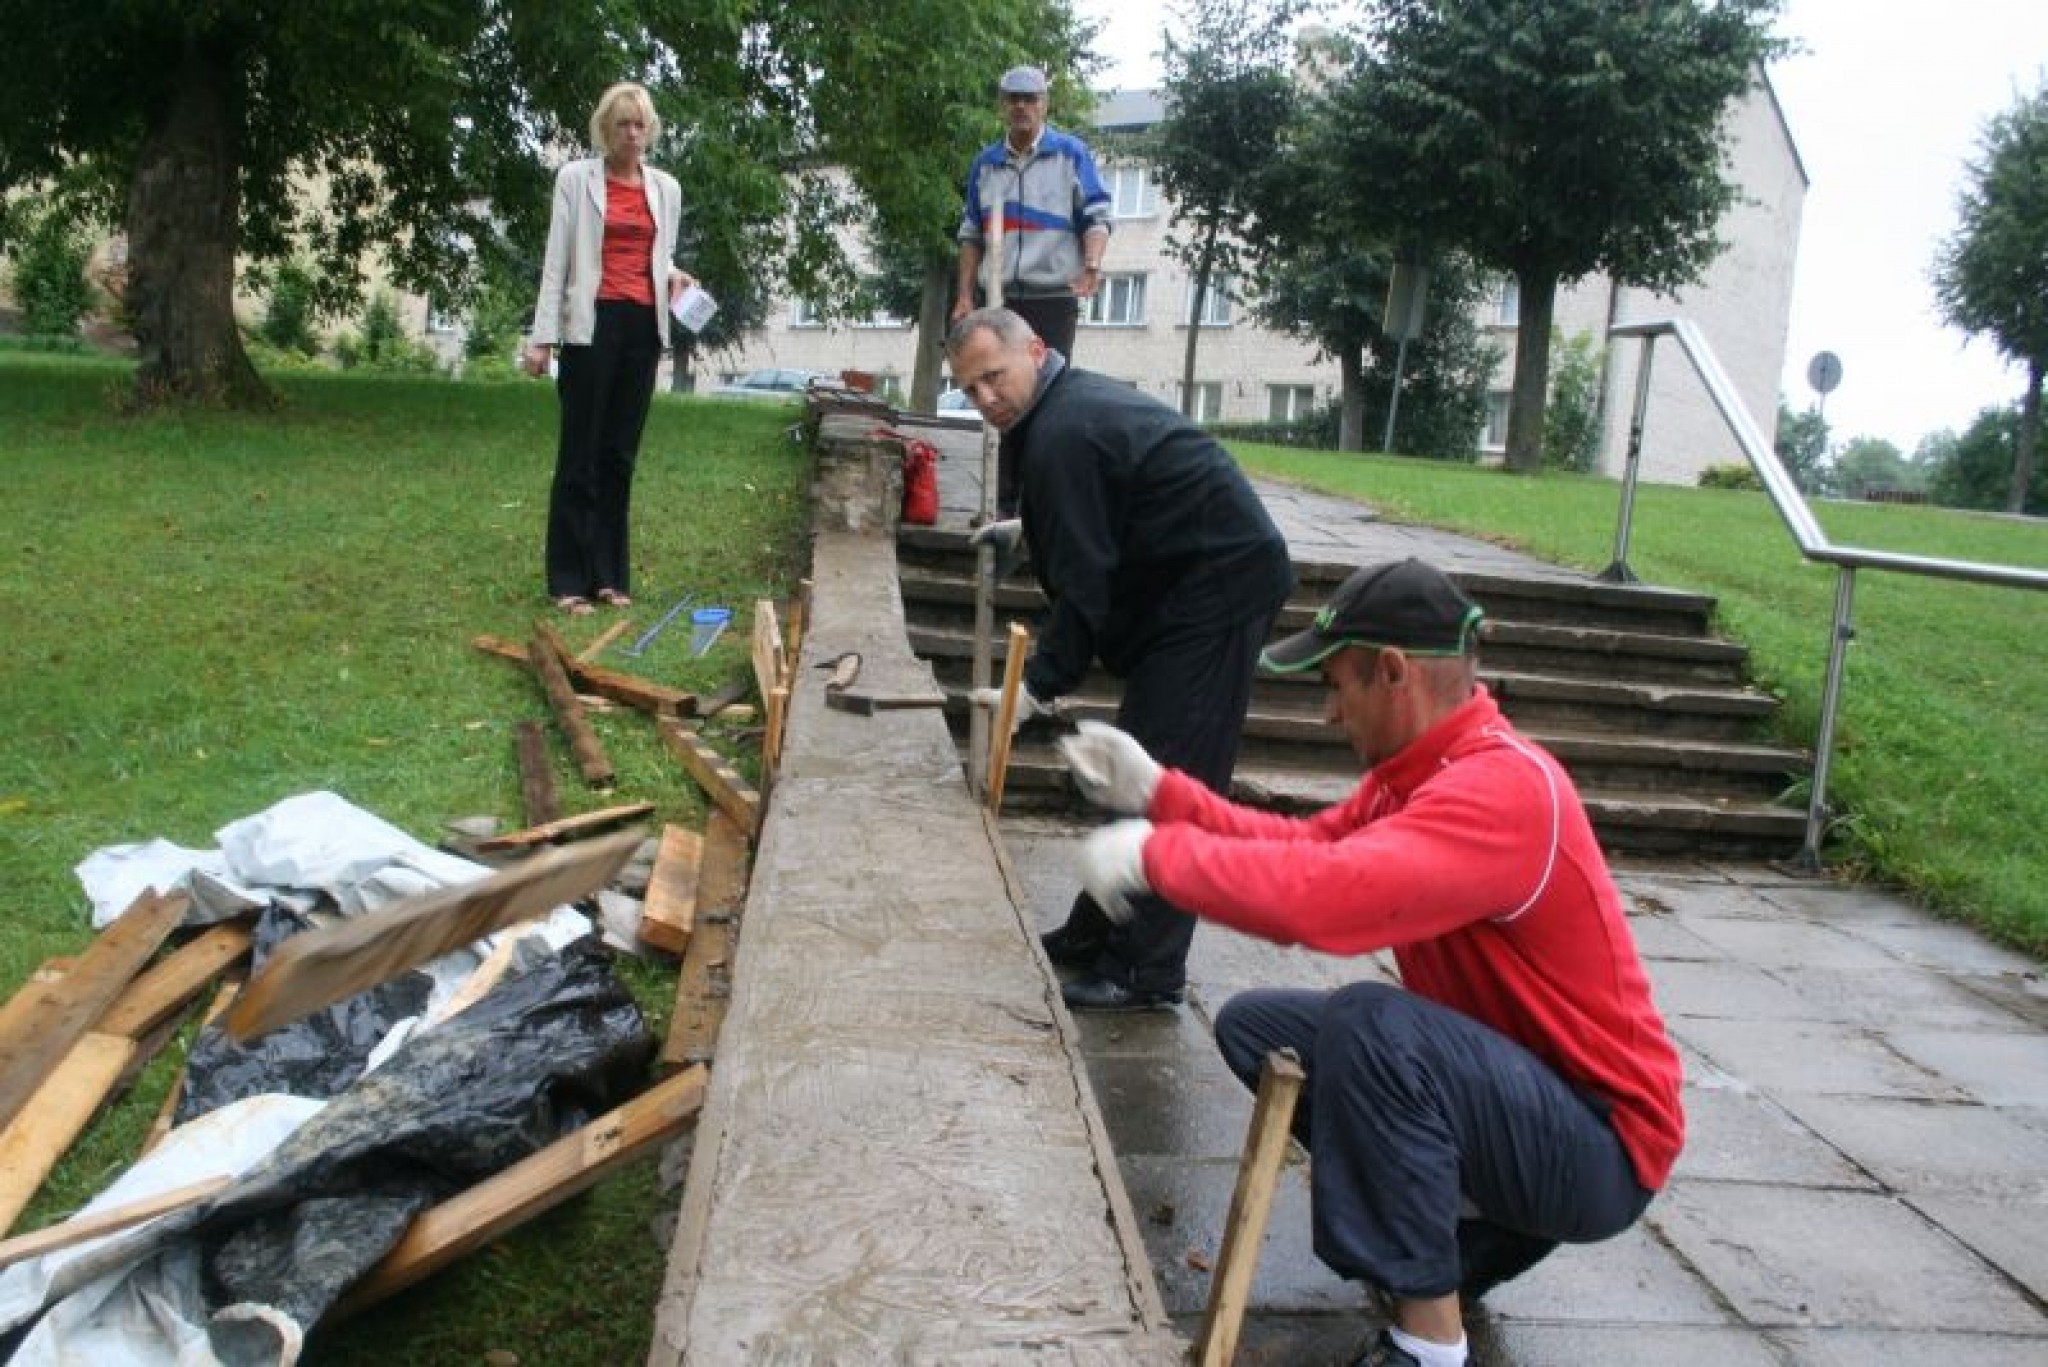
[895,526,1811,860]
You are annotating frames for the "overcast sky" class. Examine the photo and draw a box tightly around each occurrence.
[1074,0,2048,454]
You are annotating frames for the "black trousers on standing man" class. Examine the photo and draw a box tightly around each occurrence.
[547,298,661,599]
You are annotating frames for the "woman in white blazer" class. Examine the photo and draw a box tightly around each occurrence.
[524,81,692,615]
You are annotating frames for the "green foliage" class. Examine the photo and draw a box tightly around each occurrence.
[333,291,443,374]
[1925,404,2046,513]
[1697,462,1762,491]
[1542,329,1603,472]
[257,259,320,356]
[1320,0,1783,469]
[1774,399,1832,495]
[8,204,95,338]
[0,352,810,1361]
[1214,402,1341,450]
[1831,435,1919,500]
[1226,438,2048,955]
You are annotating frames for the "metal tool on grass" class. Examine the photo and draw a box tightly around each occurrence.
[625,593,695,657]
[689,605,733,657]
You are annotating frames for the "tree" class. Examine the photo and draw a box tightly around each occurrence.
[1319,0,1782,471]
[1830,436,1916,501]
[1543,330,1603,472]
[1153,0,1305,416]
[8,204,95,340]
[1926,405,2045,514]
[1932,80,2048,515]
[1774,400,1832,496]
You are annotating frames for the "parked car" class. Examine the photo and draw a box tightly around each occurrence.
[709,368,830,400]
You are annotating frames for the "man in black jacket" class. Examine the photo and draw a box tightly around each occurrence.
[947,306,1294,1011]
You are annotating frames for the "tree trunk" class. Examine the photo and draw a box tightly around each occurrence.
[1503,268,1557,473]
[126,38,266,408]
[2008,356,2042,514]
[1181,232,1216,418]
[1339,345,1366,452]
[910,262,949,411]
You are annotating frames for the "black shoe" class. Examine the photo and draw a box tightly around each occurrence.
[1352,1329,1422,1367]
[1061,975,1182,1013]
[1040,925,1105,968]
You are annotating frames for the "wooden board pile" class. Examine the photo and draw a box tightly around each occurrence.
[0,590,809,1312]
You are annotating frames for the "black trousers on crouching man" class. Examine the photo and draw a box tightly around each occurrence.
[1215,982,1653,1301]
[1059,609,1277,996]
[546,299,661,600]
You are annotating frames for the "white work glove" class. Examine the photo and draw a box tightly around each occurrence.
[970,684,1049,736]
[1077,820,1154,924]
[968,517,1026,579]
[1058,720,1163,816]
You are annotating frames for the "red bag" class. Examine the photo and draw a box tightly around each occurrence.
[901,437,939,526]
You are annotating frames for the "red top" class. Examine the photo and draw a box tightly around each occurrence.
[1143,685,1685,1190]
[598,176,656,306]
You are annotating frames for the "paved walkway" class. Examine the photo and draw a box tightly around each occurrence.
[904,415,2048,1365]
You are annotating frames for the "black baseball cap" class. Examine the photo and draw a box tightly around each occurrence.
[1262,558,1484,674]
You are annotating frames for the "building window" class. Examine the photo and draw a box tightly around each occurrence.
[1494,277,1520,327]
[1178,381,1223,423]
[1269,384,1317,422]
[790,298,823,328]
[1108,166,1157,218]
[1482,391,1511,451]
[853,308,907,329]
[1083,273,1147,326]
[1185,274,1233,327]
[425,304,458,335]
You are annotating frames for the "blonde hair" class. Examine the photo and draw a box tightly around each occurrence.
[589,82,661,156]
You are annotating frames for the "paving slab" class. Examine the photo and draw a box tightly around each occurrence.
[1673,1017,1964,1100]
[1477,1220,1734,1326]
[1647,1182,2044,1333]
[1769,1093,2048,1197]
[1904,1193,2048,1302]
[1670,1084,1876,1189]
[1881,1027,2048,1108]
[1767,1329,2048,1366]
[1472,1323,1785,1367]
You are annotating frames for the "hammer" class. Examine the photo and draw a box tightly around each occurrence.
[820,651,947,716]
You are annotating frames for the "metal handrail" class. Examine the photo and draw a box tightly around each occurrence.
[1602,317,2048,870]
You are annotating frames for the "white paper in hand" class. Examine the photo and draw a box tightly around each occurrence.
[670,284,718,334]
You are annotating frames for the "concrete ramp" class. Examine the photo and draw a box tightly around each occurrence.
[649,513,1178,1363]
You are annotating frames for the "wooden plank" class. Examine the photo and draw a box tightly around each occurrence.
[334,1064,708,1315]
[577,618,632,661]
[0,1033,138,1235]
[750,599,785,774]
[472,801,655,854]
[638,825,704,956]
[987,621,1031,811]
[0,890,188,1134]
[425,933,526,1027]
[140,978,240,1157]
[514,719,561,827]
[95,923,253,1041]
[528,624,614,789]
[0,958,75,1056]
[0,1174,234,1271]
[660,811,750,1070]
[473,634,697,717]
[1193,1049,1306,1367]
[655,719,761,837]
[223,830,642,1042]
[783,579,811,682]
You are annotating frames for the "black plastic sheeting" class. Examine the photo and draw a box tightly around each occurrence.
[176,902,434,1125]
[32,934,655,1363]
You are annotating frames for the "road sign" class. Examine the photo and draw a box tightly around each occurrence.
[1806,350,1843,395]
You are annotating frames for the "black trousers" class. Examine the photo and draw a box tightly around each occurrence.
[546,299,660,598]
[997,294,1079,517]
[1054,608,1276,994]
[1215,983,1653,1301]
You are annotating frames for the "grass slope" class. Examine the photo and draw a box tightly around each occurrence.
[1229,445,2048,955]
[0,354,809,1363]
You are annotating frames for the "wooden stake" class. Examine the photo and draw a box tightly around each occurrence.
[577,619,632,661]
[514,720,561,827]
[334,1064,708,1315]
[472,801,655,853]
[95,923,253,1041]
[0,1174,234,1271]
[0,890,188,1134]
[1193,1048,1306,1367]
[224,830,642,1042]
[783,579,811,681]
[660,811,749,1070]
[751,600,786,775]
[528,625,614,789]
[986,622,1030,811]
[655,719,761,837]
[474,635,696,718]
[637,824,704,956]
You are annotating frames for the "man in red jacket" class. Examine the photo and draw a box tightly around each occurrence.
[1058,558,1683,1367]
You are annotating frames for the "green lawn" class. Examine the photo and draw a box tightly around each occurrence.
[1228,445,2048,956]
[0,353,810,1363]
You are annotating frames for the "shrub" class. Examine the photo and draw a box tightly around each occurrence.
[258,260,320,355]
[1544,329,1603,472]
[1214,402,1341,450]
[1697,462,1762,491]
[9,209,95,339]
[332,291,443,374]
